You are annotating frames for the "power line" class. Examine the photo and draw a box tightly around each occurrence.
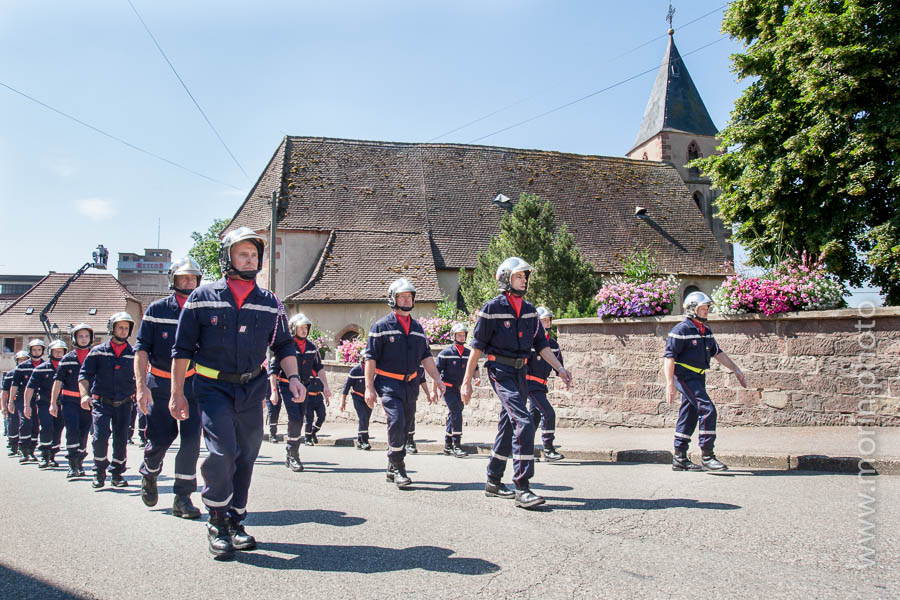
[468,34,730,144]
[428,3,728,142]
[0,79,244,191]
[126,0,251,182]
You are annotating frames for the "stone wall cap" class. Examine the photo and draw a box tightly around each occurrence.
[556,306,899,327]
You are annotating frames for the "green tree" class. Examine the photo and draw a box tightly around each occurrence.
[458,193,597,316]
[189,218,229,280]
[694,0,900,301]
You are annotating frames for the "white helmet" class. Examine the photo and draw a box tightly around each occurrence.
[388,278,416,310]
[168,257,203,294]
[48,340,68,356]
[289,313,313,337]
[27,339,46,356]
[15,350,29,362]
[107,312,135,338]
[219,226,266,279]
[70,323,94,348]
[683,291,713,320]
[450,323,469,336]
[536,306,553,320]
[496,257,532,295]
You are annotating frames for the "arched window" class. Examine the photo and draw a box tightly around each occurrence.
[687,141,701,178]
[336,325,361,346]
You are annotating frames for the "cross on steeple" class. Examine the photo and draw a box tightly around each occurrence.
[666,3,676,33]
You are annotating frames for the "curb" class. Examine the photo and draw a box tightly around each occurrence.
[265,435,900,475]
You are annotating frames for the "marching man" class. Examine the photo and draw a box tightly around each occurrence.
[52,323,95,479]
[340,353,371,450]
[461,257,572,509]
[527,307,565,462]
[10,339,47,464]
[434,323,480,458]
[24,339,68,469]
[664,291,746,472]
[2,351,29,457]
[364,278,444,489]
[171,226,304,560]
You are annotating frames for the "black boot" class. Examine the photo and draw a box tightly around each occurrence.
[92,469,106,489]
[392,461,411,488]
[48,453,59,468]
[672,449,703,472]
[452,442,469,458]
[19,450,31,464]
[172,495,201,519]
[141,474,158,506]
[443,438,453,456]
[405,436,417,454]
[484,479,515,499]
[66,463,78,479]
[8,441,19,457]
[38,450,50,469]
[304,434,314,446]
[360,440,371,451]
[110,473,128,488]
[355,439,364,450]
[514,487,546,509]
[542,446,564,462]
[311,430,319,444]
[269,426,278,443]
[207,517,235,560]
[701,451,729,472]
[285,447,304,472]
[76,456,87,477]
[227,517,257,550]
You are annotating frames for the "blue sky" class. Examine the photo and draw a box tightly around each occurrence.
[0,1,881,305]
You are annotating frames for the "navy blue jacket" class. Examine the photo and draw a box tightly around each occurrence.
[11,359,42,401]
[79,341,136,401]
[25,359,59,403]
[364,312,430,397]
[435,344,477,387]
[342,364,365,397]
[527,335,564,391]
[472,294,550,362]
[663,318,721,379]
[2,370,14,393]
[54,350,88,401]
[268,337,324,393]
[172,279,295,376]
[136,294,185,372]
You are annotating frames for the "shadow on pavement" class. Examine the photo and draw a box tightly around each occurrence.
[249,509,366,527]
[542,496,741,511]
[238,543,500,575]
[0,562,89,599]
[413,480,573,493]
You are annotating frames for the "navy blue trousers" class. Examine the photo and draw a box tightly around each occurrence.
[276,381,305,449]
[381,382,417,464]
[195,373,265,522]
[61,399,91,465]
[444,387,464,443]
[528,388,556,447]
[673,374,717,451]
[352,393,372,443]
[139,376,202,496]
[266,395,282,430]
[92,400,132,475]
[37,401,64,455]
[304,393,326,436]
[129,401,148,443]
[6,409,20,450]
[18,398,39,452]
[486,365,535,489]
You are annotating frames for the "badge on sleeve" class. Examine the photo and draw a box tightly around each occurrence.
[504,321,511,328]
[389,336,395,343]
[161,332,168,339]
[692,340,698,346]
[210,316,218,326]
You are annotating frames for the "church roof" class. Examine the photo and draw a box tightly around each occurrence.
[630,32,719,152]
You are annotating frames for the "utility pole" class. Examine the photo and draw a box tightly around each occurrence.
[268,189,278,293]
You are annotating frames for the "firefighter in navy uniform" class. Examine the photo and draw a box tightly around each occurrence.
[79,312,137,488]
[664,291,746,472]
[528,307,565,462]
[134,258,204,518]
[404,364,433,454]
[3,351,29,457]
[435,323,480,458]
[265,377,282,443]
[171,226,304,561]
[461,258,572,509]
[364,278,444,489]
[25,339,67,469]
[294,316,330,446]
[52,323,94,478]
[10,339,47,463]
[340,353,371,450]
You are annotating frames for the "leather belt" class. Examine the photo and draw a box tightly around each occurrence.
[195,364,262,384]
[375,368,417,381]
[526,374,547,385]
[93,395,132,408]
[487,354,528,369]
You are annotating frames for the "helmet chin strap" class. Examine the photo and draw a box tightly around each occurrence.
[112,335,128,343]
[228,268,259,280]
[508,286,527,297]
[173,287,194,296]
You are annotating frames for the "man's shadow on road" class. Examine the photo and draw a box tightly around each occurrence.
[537,496,741,511]
[254,459,384,475]
[249,509,366,527]
[237,542,500,575]
[412,480,573,493]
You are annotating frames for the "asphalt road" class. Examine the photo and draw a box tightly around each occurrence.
[0,439,897,599]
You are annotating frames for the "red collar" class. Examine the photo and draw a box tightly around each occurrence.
[691,318,706,334]
[51,359,60,369]
[295,337,307,353]
[396,313,411,334]
[175,294,188,309]
[454,343,465,356]
[110,341,127,357]
[31,358,42,366]
[227,277,256,310]
[75,348,90,364]
[505,292,522,317]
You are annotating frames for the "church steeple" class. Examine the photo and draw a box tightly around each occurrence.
[629,28,718,153]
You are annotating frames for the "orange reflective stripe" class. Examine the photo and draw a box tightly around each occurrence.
[375,368,416,381]
[443,382,454,388]
[526,374,547,385]
[351,389,364,397]
[307,391,321,396]
[278,376,290,384]
[61,389,81,398]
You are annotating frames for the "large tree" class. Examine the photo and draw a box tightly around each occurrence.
[695,0,900,301]
[188,218,229,280]
[458,193,597,316]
